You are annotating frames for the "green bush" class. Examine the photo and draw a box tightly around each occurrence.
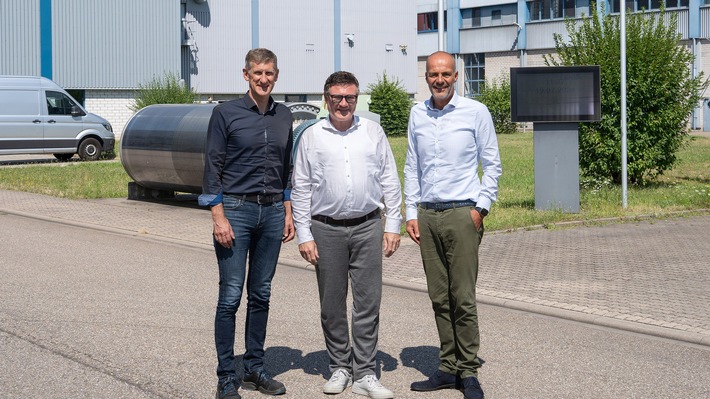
[131,72,196,112]
[477,77,517,134]
[367,71,413,136]
[544,5,707,185]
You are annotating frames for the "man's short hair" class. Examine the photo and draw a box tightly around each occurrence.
[245,48,278,70]
[324,71,359,93]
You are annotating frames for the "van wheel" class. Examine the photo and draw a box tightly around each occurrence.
[78,138,102,161]
[53,153,74,161]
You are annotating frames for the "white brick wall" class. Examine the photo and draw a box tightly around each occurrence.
[84,90,136,140]
[525,50,553,67]
[486,51,520,83]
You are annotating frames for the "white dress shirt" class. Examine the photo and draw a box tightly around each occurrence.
[404,92,502,221]
[291,115,402,244]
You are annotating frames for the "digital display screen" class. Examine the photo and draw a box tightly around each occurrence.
[510,66,601,122]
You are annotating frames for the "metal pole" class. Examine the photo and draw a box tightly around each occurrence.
[438,0,445,51]
[621,5,628,208]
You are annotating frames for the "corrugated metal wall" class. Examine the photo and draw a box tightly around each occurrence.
[184,0,417,95]
[526,20,568,50]
[258,0,335,95]
[460,25,520,53]
[184,0,251,94]
[0,0,41,76]
[52,0,180,89]
[702,7,710,38]
[417,32,441,57]
[340,0,418,93]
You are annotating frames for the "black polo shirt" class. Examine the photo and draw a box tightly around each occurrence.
[200,93,293,206]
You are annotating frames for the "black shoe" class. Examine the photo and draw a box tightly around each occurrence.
[216,378,241,399]
[242,370,286,395]
[410,370,458,391]
[461,376,484,399]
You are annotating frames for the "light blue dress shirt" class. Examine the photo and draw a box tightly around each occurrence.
[404,92,502,221]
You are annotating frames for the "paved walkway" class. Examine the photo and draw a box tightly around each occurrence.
[1,188,709,346]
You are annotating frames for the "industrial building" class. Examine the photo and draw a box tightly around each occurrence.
[1,0,417,136]
[415,0,710,129]
[2,0,710,136]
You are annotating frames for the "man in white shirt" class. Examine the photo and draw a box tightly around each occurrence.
[404,51,502,399]
[291,71,402,399]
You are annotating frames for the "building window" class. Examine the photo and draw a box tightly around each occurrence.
[492,10,502,20]
[417,11,446,32]
[461,8,481,28]
[529,0,550,20]
[614,0,689,11]
[464,53,485,98]
[528,0,588,20]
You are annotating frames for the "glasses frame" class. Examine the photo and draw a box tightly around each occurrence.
[326,93,358,105]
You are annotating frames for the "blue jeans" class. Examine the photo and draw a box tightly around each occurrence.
[214,195,285,380]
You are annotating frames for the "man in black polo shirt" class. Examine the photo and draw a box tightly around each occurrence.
[199,48,294,399]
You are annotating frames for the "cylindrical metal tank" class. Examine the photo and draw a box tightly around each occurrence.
[120,102,320,195]
[121,104,216,193]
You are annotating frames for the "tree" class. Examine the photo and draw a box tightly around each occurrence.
[367,71,413,136]
[131,72,196,112]
[544,5,706,185]
[477,76,517,134]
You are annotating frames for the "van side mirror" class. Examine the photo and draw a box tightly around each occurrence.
[71,105,86,117]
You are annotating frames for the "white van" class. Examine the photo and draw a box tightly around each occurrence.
[0,76,115,161]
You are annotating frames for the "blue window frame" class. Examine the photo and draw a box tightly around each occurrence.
[464,53,485,98]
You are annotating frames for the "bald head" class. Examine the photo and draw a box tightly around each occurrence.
[426,51,456,72]
[425,51,458,110]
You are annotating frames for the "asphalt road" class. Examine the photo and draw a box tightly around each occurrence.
[1,214,709,398]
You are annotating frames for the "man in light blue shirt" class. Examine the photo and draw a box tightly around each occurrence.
[404,51,502,399]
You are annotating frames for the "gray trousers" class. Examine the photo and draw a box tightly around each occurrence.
[311,216,383,381]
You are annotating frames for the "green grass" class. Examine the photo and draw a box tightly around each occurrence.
[0,160,131,199]
[387,133,710,231]
[1,133,708,231]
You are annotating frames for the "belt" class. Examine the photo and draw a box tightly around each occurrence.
[236,193,283,205]
[312,209,380,227]
[420,200,476,211]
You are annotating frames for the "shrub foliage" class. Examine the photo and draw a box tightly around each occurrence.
[367,71,413,136]
[544,5,706,184]
[131,72,196,112]
[477,77,517,134]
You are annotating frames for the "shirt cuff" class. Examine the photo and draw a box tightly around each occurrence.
[296,226,314,244]
[384,218,401,234]
[405,206,418,221]
[476,197,492,212]
[198,193,222,207]
[283,188,292,201]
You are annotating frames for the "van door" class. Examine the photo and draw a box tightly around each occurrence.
[44,90,83,152]
[0,89,44,154]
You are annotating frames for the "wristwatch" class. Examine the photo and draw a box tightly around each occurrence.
[475,206,488,217]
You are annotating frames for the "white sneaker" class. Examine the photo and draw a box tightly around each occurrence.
[352,375,394,399]
[323,368,352,394]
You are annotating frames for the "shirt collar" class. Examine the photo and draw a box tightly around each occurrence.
[425,91,460,112]
[324,114,361,132]
[243,91,275,112]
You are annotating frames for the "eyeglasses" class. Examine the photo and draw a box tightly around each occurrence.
[327,94,358,104]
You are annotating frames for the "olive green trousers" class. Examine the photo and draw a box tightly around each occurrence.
[418,205,483,379]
